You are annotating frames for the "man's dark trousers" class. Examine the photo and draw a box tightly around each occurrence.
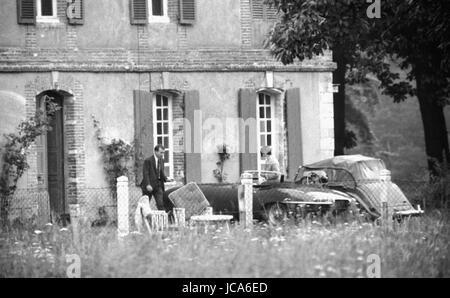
[140,155,167,211]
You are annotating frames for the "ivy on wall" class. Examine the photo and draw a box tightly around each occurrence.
[213,144,231,183]
[92,116,135,190]
[0,95,60,227]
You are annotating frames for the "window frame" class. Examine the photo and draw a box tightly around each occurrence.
[36,0,59,23]
[152,92,174,178]
[148,0,170,23]
[256,92,277,171]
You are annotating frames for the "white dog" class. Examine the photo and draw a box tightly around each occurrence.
[134,195,156,234]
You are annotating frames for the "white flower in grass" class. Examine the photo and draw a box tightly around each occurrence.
[250,238,259,242]
[45,223,53,227]
[329,252,336,257]
[34,230,43,235]
[59,228,69,232]
[314,265,323,271]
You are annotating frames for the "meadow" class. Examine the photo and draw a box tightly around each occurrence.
[1,212,449,278]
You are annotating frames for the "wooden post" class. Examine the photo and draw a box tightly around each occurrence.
[239,173,253,229]
[380,170,391,229]
[69,204,81,249]
[117,176,129,239]
[173,208,186,228]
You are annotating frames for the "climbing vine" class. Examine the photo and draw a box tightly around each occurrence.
[92,116,135,190]
[213,144,231,183]
[0,96,60,227]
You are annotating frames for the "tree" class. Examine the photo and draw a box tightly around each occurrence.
[371,0,450,178]
[265,0,450,177]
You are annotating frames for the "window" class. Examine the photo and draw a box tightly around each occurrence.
[149,0,169,23]
[37,0,58,22]
[153,93,174,177]
[257,93,276,169]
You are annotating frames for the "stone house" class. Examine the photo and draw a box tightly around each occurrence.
[0,0,336,222]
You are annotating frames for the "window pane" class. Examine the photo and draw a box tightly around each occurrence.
[267,135,272,146]
[157,137,163,145]
[260,135,265,147]
[164,151,169,161]
[156,95,162,107]
[260,121,266,133]
[163,96,168,106]
[267,121,272,133]
[41,0,53,16]
[259,94,264,105]
[164,137,169,148]
[259,107,265,118]
[163,123,168,134]
[265,95,270,105]
[152,0,164,16]
[266,107,271,118]
[163,108,168,120]
[157,123,162,134]
[157,109,162,121]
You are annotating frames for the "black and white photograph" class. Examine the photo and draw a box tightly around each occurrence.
[0,0,449,281]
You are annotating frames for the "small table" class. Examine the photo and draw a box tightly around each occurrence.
[190,215,233,233]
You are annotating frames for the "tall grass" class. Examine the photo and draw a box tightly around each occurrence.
[1,213,449,278]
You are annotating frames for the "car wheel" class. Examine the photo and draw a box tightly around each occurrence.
[265,203,288,225]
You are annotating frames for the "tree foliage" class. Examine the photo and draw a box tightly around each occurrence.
[265,0,450,177]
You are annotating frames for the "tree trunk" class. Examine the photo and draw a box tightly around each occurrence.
[333,48,347,156]
[416,74,450,179]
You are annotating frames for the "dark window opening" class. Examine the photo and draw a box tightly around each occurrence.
[152,0,164,16]
[41,0,53,16]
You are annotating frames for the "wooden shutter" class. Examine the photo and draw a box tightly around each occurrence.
[251,0,278,20]
[67,0,84,25]
[184,90,202,183]
[130,0,148,25]
[239,89,258,173]
[179,0,195,25]
[134,90,153,185]
[286,88,303,180]
[17,0,36,24]
[36,98,47,189]
[251,0,264,20]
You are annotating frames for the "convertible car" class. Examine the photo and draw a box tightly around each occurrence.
[296,155,424,220]
[163,155,423,224]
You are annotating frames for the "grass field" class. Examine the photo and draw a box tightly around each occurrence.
[1,212,449,278]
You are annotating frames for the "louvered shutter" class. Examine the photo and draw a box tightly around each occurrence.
[251,0,264,20]
[17,0,36,24]
[286,88,303,179]
[67,0,84,25]
[251,0,278,20]
[179,0,195,25]
[239,89,258,173]
[134,90,154,185]
[184,90,201,182]
[265,5,278,20]
[130,0,148,25]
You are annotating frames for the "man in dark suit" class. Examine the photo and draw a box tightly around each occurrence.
[140,144,171,210]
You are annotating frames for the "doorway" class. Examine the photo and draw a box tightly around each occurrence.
[36,91,67,217]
